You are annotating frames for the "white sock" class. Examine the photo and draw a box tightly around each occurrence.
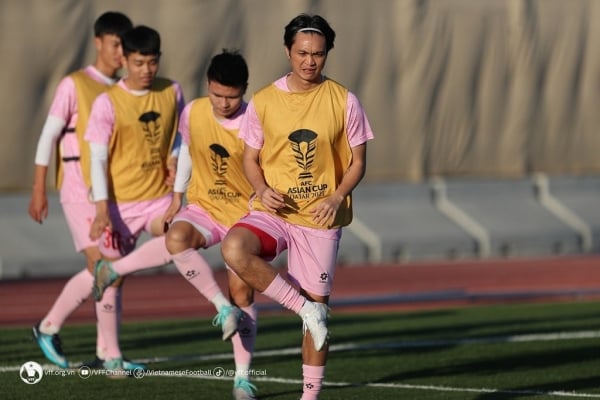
[210,293,231,312]
[235,363,250,380]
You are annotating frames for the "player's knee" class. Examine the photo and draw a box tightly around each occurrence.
[165,226,191,255]
[230,285,254,307]
[221,233,245,267]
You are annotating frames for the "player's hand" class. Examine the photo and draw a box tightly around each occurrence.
[165,156,177,187]
[161,196,182,232]
[28,191,48,224]
[89,212,112,241]
[310,194,343,226]
[258,187,286,213]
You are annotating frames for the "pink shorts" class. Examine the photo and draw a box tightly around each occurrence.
[172,204,228,248]
[62,202,99,252]
[235,211,341,296]
[100,194,172,259]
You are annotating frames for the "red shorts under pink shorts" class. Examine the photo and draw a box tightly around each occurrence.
[232,211,342,296]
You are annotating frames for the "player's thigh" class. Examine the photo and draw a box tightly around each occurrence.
[168,204,226,250]
[62,202,98,253]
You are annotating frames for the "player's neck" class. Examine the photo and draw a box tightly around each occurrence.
[93,61,119,80]
[287,73,323,92]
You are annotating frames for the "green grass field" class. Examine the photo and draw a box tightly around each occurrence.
[2,300,600,400]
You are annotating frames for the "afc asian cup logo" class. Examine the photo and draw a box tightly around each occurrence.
[288,129,318,180]
[20,361,43,384]
[209,143,230,185]
[139,110,162,145]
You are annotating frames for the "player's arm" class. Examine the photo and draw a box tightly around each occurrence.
[29,165,50,224]
[165,132,181,187]
[29,115,68,223]
[311,92,373,226]
[311,143,367,226]
[29,77,74,223]
[239,100,285,212]
[332,96,371,200]
[162,142,191,229]
[88,142,111,240]
[165,82,186,187]
[85,94,114,240]
[243,143,285,212]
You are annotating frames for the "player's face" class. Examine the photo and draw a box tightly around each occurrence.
[286,32,328,85]
[207,80,245,119]
[95,34,125,77]
[122,53,160,91]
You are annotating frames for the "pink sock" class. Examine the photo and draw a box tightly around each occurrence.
[112,236,172,275]
[232,304,257,376]
[172,248,222,300]
[301,365,325,400]
[96,321,107,360]
[262,274,305,314]
[96,286,122,361]
[40,269,93,335]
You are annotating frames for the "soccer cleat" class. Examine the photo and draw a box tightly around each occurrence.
[103,357,129,379]
[302,302,330,352]
[93,259,120,301]
[212,305,242,341]
[232,377,258,400]
[32,323,68,368]
[81,356,104,369]
[123,358,146,371]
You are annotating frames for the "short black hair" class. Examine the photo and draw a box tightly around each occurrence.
[121,25,161,57]
[283,14,336,53]
[93,11,133,38]
[207,49,249,92]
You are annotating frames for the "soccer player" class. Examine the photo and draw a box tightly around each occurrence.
[93,50,257,398]
[84,25,184,373]
[220,14,374,400]
[28,11,144,371]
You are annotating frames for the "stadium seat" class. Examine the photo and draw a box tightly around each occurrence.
[348,182,476,263]
[443,177,581,257]
[543,175,600,252]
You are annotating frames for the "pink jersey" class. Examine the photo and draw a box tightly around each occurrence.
[85,79,185,146]
[239,75,375,149]
[178,100,245,145]
[46,66,114,203]
[84,78,184,215]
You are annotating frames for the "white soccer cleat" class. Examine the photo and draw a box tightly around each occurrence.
[232,377,258,400]
[302,301,330,351]
[212,305,242,341]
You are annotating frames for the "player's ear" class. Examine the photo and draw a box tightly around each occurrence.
[94,36,102,53]
[120,54,128,69]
